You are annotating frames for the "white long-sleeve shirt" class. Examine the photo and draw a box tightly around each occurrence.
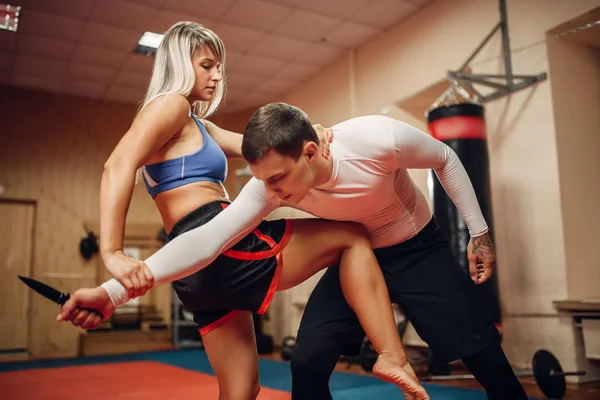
[103,116,488,307]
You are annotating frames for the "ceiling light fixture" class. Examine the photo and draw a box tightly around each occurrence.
[0,3,21,32]
[134,31,164,56]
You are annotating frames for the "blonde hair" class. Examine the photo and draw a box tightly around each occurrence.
[135,22,227,183]
[142,21,227,118]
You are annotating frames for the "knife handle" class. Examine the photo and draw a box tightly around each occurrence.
[59,293,105,320]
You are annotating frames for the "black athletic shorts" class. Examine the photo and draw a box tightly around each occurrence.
[296,217,500,363]
[169,201,292,335]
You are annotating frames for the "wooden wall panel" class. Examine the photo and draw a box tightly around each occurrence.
[0,88,155,356]
[0,86,250,356]
[0,201,35,352]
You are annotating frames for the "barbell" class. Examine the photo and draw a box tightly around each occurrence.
[421,349,585,399]
[358,343,584,399]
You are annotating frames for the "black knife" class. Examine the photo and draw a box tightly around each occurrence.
[18,275,104,319]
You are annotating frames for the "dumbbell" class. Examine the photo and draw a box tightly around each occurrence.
[422,349,585,399]
[281,336,297,361]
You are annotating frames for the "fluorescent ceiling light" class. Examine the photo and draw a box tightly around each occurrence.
[135,31,164,56]
[0,3,21,32]
[139,31,164,48]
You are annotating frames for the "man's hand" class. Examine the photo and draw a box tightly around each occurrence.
[467,232,496,284]
[312,124,334,159]
[56,287,115,330]
[103,250,154,299]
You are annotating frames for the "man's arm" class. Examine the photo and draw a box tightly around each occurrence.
[390,118,488,237]
[101,178,279,307]
[389,118,495,283]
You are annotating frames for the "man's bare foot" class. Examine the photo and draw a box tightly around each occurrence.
[372,354,430,400]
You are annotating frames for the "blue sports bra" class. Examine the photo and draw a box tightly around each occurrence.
[142,114,227,199]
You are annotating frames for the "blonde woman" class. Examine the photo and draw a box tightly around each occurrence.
[67,21,428,400]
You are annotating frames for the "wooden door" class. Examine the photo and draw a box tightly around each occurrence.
[0,200,35,352]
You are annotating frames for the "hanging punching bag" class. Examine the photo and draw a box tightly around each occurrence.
[427,103,502,333]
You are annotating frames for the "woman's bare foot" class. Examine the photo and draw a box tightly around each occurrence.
[372,354,430,400]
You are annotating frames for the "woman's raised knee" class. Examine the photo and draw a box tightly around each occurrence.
[337,221,370,248]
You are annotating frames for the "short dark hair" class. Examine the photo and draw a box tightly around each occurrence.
[242,103,318,163]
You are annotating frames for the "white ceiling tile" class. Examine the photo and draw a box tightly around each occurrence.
[229,54,285,77]
[4,0,426,105]
[295,43,346,66]
[263,0,304,8]
[162,0,239,20]
[114,70,151,88]
[122,0,166,7]
[220,0,292,32]
[67,64,118,83]
[104,84,146,104]
[62,80,108,100]
[17,35,75,61]
[225,71,263,91]
[273,62,320,83]
[273,62,319,82]
[16,0,96,20]
[254,77,298,96]
[324,22,381,48]
[0,52,15,69]
[273,10,341,42]
[211,22,267,53]
[89,0,158,31]
[12,75,63,92]
[253,34,312,62]
[80,23,142,52]
[14,55,68,79]
[295,0,371,20]
[18,10,85,42]
[147,11,216,33]
[0,31,18,52]
[123,53,155,74]
[0,67,13,86]
[349,0,418,30]
[72,45,129,69]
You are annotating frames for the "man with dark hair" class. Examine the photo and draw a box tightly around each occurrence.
[235,103,524,400]
[61,102,527,400]
[241,102,524,400]
[242,103,319,163]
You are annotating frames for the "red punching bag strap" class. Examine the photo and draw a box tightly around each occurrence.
[427,103,487,141]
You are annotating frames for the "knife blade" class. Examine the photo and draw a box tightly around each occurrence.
[19,275,69,305]
[18,275,104,319]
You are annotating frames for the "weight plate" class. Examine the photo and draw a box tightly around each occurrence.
[533,349,565,399]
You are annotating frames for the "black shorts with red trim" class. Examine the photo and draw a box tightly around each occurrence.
[168,200,292,335]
